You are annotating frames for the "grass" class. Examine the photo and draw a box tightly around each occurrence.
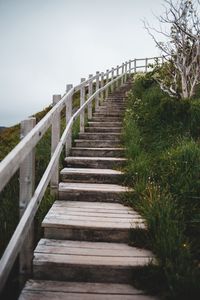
[123,73,200,299]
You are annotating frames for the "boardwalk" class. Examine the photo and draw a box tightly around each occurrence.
[19,83,157,299]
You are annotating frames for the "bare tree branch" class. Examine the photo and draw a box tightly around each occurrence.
[144,0,200,99]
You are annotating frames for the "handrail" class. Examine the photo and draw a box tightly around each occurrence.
[0,56,165,293]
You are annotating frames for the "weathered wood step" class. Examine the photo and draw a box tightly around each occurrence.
[96,107,125,112]
[19,280,157,300]
[33,239,155,283]
[43,201,145,242]
[60,168,123,184]
[59,182,131,202]
[91,117,123,122]
[78,133,122,141]
[70,148,125,157]
[74,140,122,148]
[98,102,125,106]
[93,112,124,117]
[85,127,122,133]
[64,156,126,169]
[88,122,122,127]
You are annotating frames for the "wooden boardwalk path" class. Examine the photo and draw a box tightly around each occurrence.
[19,83,157,299]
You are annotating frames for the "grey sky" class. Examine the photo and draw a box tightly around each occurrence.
[0,0,164,127]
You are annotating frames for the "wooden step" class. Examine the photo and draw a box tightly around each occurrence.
[70,148,125,157]
[74,140,121,148]
[78,133,122,141]
[93,112,124,117]
[59,182,131,202]
[42,201,146,242]
[60,168,123,184]
[64,156,126,169]
[19,280,157,300]
[33,239,155,283]
[96,107,125,113]
[101,103,125,108]
[88,122,122,127]
[91,117,123,122]
[85,127,122,133]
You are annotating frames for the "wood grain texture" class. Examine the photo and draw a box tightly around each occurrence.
[19,279,158,300]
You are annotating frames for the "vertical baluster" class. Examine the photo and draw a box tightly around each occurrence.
[134,59,137,73]
[80,78,86,133]
[51,94,61,195]
[105,69,109,98]
[101,72,104,104]
[129,60,132,76]
[111,68,114,93]
[116,65,119,89]
[145,58,148,72]
[95,72,100,110]
[19,117,36,279]
[88,74,93,119]
[66,84,73,156]
[121,63,124,86]
[125,62,128,82]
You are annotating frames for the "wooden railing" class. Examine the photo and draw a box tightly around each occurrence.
[0,56,164,292]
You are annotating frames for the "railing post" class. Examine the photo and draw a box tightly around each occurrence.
[88,74,93,120]
[125,62,128,82]
[19,117,36,279]
[134,59,137,73]
[95,72,100,110]
[111,68,114,93]
[129,60,132,75]
[50,94,61,195]
[80,78,86,133]
[145,58,148,72]
[100,72,104,104]
[105,69,109,98]
[66,84,73,156]
[116,66,119,89]
[121,63,124,86]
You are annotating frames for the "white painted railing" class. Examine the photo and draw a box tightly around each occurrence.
[0,56,164,292]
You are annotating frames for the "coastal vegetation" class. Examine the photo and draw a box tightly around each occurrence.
[123,72,200,299]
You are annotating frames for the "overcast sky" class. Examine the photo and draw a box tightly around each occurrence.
[0,0,164,127]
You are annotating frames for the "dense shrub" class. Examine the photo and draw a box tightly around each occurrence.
[123,73,200,299]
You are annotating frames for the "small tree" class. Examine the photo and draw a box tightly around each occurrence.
[145,0,200,99]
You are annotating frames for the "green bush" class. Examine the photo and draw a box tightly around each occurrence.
[159,138,200,218]
[123,72,200,299]
[190,99,200,138]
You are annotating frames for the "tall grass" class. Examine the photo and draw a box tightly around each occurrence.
[123,73,200,299]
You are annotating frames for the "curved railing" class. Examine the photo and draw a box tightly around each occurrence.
[0,56,164,292]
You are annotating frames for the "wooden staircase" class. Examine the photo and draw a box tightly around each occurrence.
[19,84,157,300]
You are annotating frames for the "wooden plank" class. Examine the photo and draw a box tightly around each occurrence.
[74,140,122,148]
[33,253,153,266]
[37,239,141,250]
[35,244,151,258]
[46,210,141,218]
[53,201,132,209]
[51,207,135,214]
[65,157,126,162]
[19,117,36,277]
[21,280,145,295]
[42,219,145,230]
[59,182,130,192]
[20,290,157,300]
[61,168,123,175]
[80,78,86,133]
[48,208,138,215]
